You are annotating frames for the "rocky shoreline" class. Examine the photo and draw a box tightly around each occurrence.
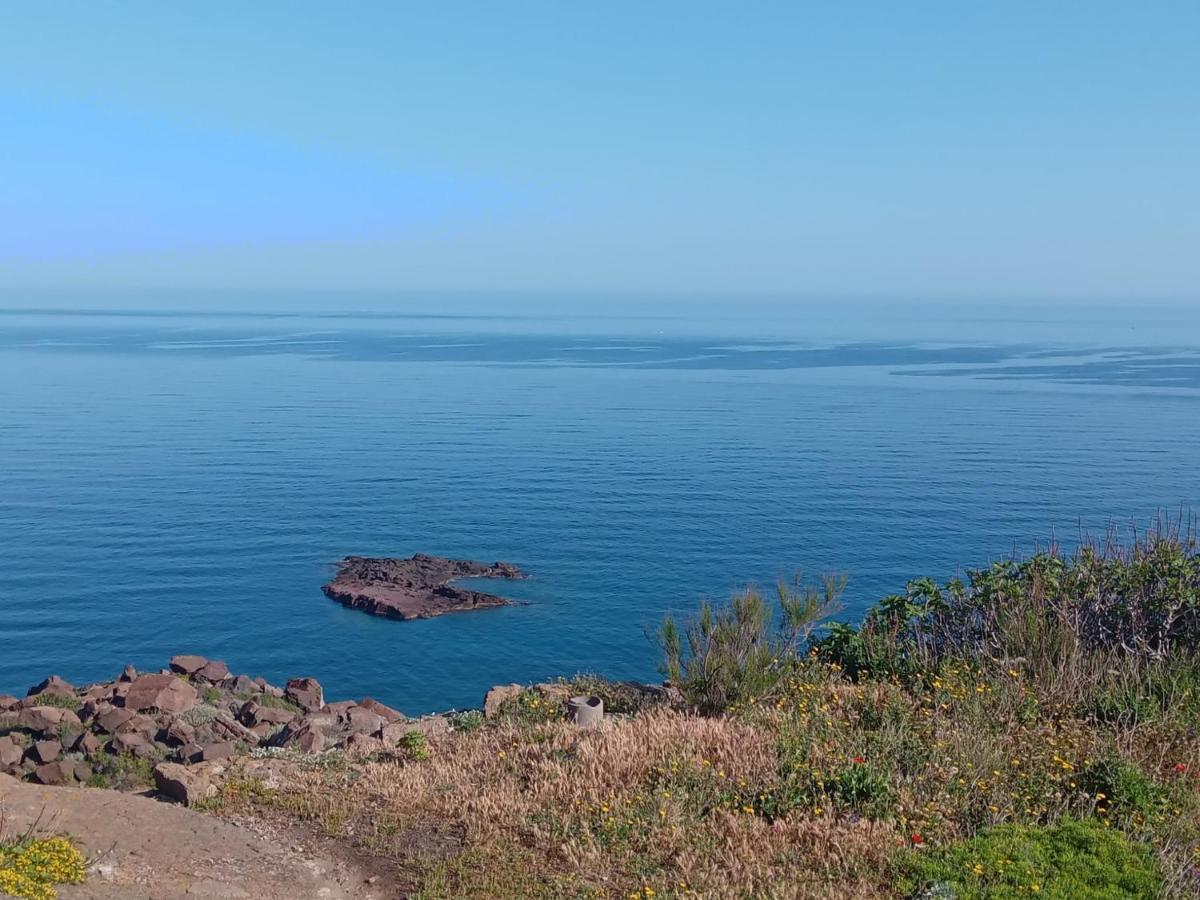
[0,656,671,805]
[322,553,524,619]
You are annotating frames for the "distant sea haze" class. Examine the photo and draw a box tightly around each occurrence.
[2,301,1198,713]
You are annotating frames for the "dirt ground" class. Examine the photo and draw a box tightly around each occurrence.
[0,773,395,899]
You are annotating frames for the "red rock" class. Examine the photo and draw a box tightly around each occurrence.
[169,655,208,675]
[74,732,102,757]
[96,707,135,734]
[124,674,197,714]
[201,741,236,762]
[154,762,216,805]
[34,760,79,785]
[285,678,324,712]
[119,664,137,682]
[15,706,82,734]
[111,730,149,754]
[165,719,196,746]
[346,706,385,735]
[0,695,18,710]
[238,701,294,727]
[30,739,62,764]
[359,697,405,723]
[0,735,23,768]
[196,660,229,682]
[27,675,75,698]
[483,684,523,719]
[322,554,523,620]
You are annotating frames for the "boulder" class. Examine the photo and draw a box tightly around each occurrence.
[33,760,80,786]
[30,739,62,765]
[285,677,324,712]
[273,721,324,753]
[196,660,229,682]
[119,664,138,682]
[345,706,385,735]
[124,674,197,714]
[359,697,405,723]
[165,719,196,746]
[229,674,257,695]
[0,694,19,710]
[483,683,523,719]
[111,730,149,755]
[169,655,209,676]
[96,706,136,734]
[15,706,81,735]
[323,700,357,719]
[26,675,75,698]
[238,701,295,728]
[153,761,216,806]
[200,741,237,762]
[176,742,204,764]
[0,735,23,768]
[73,731,102,757]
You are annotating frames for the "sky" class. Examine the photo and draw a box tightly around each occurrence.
[1,2,1198,302]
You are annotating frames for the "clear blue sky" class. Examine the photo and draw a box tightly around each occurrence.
[2,2,1197,301]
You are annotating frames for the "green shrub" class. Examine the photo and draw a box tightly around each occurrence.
[658,575,845,714]
[1077,755,1167,825]
[255,693,301,713]
[496,690,562,726]
[23,693,80,711]
[92,750,155,790]
[894,819,1162,899]
[448,709,485,733]
[398,730,430,761]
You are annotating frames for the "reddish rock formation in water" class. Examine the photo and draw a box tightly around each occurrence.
[321,553,524,620]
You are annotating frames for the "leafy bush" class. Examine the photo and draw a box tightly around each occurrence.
[448,709,485,733]
[1077,755,1167,825]
[255,693,301,713]
[92,750,155,790]
[894,819,1162,899]
[0,835,87,900]
[658,575,845,714]
[23,693,80,711]
[495,690,562,725]
[398,730,430,762]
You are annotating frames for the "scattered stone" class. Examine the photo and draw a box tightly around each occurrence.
[27,674,75,697]
[238,700,295,728]
[0,735,23,768]
[30,739,62,765]
[124,674,198,714]
[273,721,325,753]
[33,760,80,786]
[111,730,149,754]
[346,706,385,735]
[74,731,102,757]
[359,697,404,723]
[153,761,216,806]
[196,660,229,682]
[165,718,196,746]
[285,677,324,712]
[201,741,237,762]
[96,706,136,734]
[15,705,81,734]
[484,684,524,719]
[169,655,209,676]
[229,674,257,695]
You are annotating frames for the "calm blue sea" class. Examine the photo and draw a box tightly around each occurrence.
[2,297,1199,713]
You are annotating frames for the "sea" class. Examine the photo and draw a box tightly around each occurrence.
[2,295,1198,714]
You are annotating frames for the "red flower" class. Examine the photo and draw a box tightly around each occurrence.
[910,833,923,845]
[1172,763,1188,774]
[852,756,865,764]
